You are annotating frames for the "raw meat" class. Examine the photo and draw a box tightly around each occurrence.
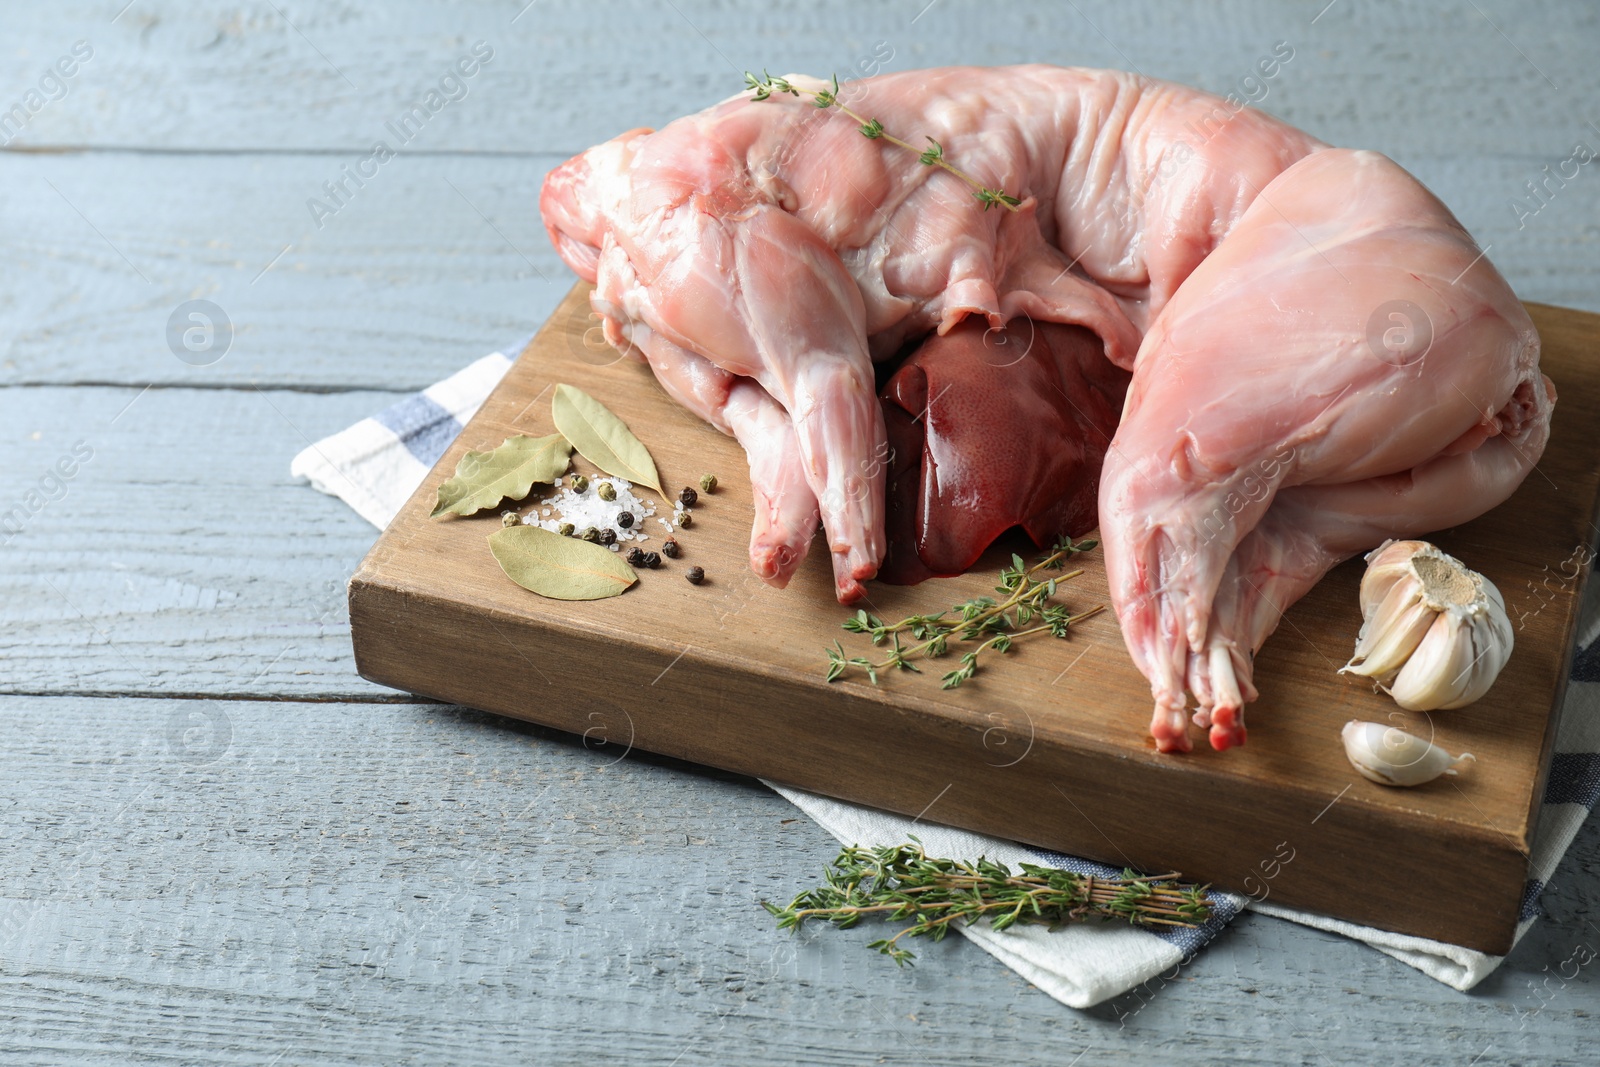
[1101,147,1552,751]
[540,65,1554,752]
[539,65,1212,599]
[880,316,1128,584]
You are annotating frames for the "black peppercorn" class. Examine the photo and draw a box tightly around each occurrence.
[626,547,646,567]
[642,551,662,569]
[661,538,681,559]
[678,486,698,508]
[686,566,705,585]
[598,528,617,547]
[616,511,634,529]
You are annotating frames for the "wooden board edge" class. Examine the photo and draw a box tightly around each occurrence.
[1520,489,1600,852]
[1509,300,1600,859]
[347,569,1529,954]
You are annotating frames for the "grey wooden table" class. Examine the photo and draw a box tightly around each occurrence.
[3,2,1598,1063]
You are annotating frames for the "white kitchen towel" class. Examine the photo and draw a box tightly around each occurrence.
[292,351,1600,1010]
[290,353,514,528]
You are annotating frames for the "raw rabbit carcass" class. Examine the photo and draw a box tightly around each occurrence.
[539,64,1554,753]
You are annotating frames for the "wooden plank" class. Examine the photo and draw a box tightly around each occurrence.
[352,286,1600,954]
[0,0,1594,161]
[1,694,1596,1065]
[0,384,397,698]
[0,152,570,391]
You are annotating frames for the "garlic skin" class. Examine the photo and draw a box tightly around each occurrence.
[1342,721,1476,787]
[1342,540,1513,711]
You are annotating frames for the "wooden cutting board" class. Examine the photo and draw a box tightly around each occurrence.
[350,285,1600,954]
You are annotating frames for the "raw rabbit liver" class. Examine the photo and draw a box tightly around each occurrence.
[879,317,1128,584]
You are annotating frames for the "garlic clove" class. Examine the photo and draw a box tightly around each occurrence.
[1345,583,1434,679]
[1357,540,1430,620]
[1441,577,1514,709]
[1388,612,1474,711]
[1341,720,1476,787]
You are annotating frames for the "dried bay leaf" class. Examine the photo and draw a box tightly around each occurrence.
[432,433,573,518]
[488,525,638,600]
[551,383,665,496]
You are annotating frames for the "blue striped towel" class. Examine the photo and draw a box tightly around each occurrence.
[290,354,515,529]
[292,350,1600,1009]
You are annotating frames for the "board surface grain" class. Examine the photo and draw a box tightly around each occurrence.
[351,284,1600,955]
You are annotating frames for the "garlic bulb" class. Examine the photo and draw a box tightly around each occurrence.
[1341,539,1513,711]
[1341,720,1475,787]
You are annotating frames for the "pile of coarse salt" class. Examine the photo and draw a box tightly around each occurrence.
[519,476,663,551]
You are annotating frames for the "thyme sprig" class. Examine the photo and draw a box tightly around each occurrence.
[825,535,1102,689]
[743,70,1023,212]
[764,839,1213,966]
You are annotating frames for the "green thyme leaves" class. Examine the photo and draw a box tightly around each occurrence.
[743,69,800,101]
[975,188,1023,211]
[742,70,1021,213]
[812,74,841,108]
[763,840,1213,967]
[824,536,1103,689]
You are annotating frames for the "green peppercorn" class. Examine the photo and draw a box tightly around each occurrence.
[642,551,662,569]
[500,510,519,528]
[686,566,705,585]
[579,526,600,543]
[661,538,681,559]
[597,481,617,501]
[626,547,646,567]
[616,511,634,529]
[677,511,693,528]
[569,474,589,494]
[699,473,718,494]
[558,522,575,537]
[678,486,698,508]
[598,528,617,547]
